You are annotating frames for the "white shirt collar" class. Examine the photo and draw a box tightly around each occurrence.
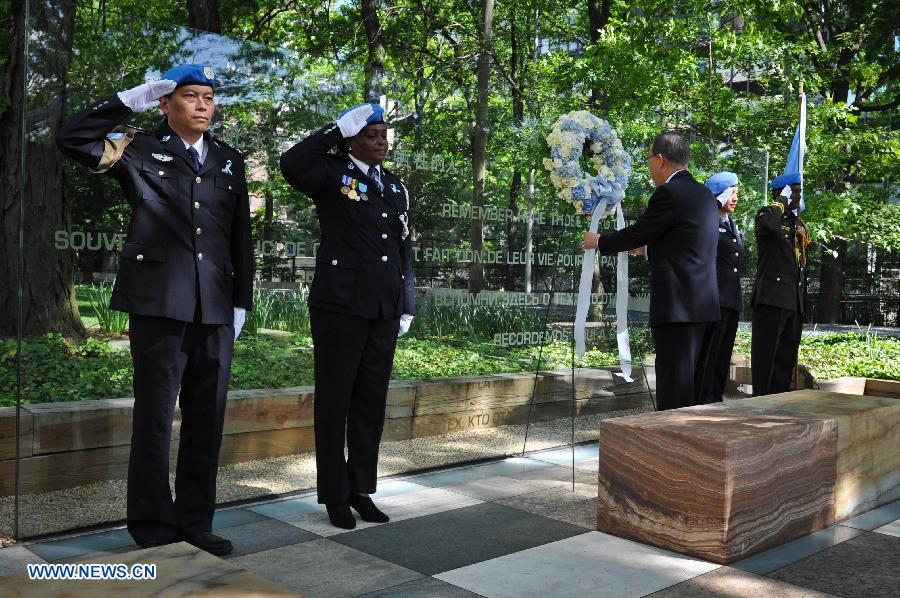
[664,169,685,184]
[349,153,380,177]
[182,135,206,165]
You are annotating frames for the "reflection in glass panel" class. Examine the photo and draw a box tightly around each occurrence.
[12,1,770,540]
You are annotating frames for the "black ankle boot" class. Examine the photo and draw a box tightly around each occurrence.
[326,503,356,529]
[348,494,390,523]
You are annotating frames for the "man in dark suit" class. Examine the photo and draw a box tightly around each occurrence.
[56,65,253,555]
[582,131,719,411]
[280,104,415,529]
[697,172,748,403]
[751,172,809,396]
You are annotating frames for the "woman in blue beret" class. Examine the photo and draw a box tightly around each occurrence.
[697,172,747,403]
[280,104,416,529]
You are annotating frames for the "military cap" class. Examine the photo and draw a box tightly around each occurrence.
[161,64,217,89]
[770,172,801,189]
[705,171,739,195]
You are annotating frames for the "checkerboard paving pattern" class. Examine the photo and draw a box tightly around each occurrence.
[3,443,898,597]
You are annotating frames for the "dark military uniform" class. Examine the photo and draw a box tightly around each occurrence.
[280,123,415,504]
[697,216,747,403]
[751,201,808,396]
[56,94,253,546]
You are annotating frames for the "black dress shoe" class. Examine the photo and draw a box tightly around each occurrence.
[184,531,233,556]
[326,503,356,529]
[349,494,390,523]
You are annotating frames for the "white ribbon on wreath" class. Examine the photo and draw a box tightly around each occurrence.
[543,110,633,381]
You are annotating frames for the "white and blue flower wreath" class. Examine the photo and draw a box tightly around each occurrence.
[543,110,632,217]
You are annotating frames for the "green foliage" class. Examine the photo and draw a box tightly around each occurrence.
[3,329,898,407]
[85,283,129,336]
[244,287,310,334]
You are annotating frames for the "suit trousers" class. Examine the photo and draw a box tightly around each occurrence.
[310,308,400,504]
[126,313,233,546]
[697,308,740,404]
[651,322,709,411]
[751,305,802,396]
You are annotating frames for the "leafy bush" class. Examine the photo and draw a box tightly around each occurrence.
[2,330,897,407]
[244,287,310,334]
[85,283,129,336]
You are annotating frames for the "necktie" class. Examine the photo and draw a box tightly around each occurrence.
[188,146,201,173]
[368,165,383,192]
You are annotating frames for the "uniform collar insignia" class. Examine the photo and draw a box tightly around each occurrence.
[161,135,171,142]
[152,153,174,162]
[222,159,233,175]
[390,183,399,194]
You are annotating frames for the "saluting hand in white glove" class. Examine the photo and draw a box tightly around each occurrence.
[336,103,384,138]
[116,80,177,113]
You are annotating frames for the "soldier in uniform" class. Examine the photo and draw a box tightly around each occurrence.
[697,172,747,403]
[56,65,253,555]
[280,103,415,529]
[751,172,809,396]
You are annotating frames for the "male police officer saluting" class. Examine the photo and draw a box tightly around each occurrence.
[56,65,253,555]
[280,103,415,529]
[751,172,809,396]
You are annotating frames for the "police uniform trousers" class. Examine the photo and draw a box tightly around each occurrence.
[126,309,234,546]
[310,307,400,504]
[751,305,802,396]
[696,307,740,404]
[651,322,709,411]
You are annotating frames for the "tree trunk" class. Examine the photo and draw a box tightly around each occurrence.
[586,0,611,317]
[360,0,385,102]
[187,0,221,34]
[586,0,611,109]
[469,0,494,294]
[505,7,522,291]
[263,189,274,281]
[0,0,83,338]
[815,239,845,324]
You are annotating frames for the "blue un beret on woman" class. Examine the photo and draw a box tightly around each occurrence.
[706,171,739,195]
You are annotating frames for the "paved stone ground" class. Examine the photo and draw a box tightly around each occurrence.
[2,443,897,597]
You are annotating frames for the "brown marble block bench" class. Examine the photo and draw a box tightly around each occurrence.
[596,389,900,564]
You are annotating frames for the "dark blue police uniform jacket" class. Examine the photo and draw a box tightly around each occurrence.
[279,123,415,319]
[55,94,253,324]
[716,217,747,311]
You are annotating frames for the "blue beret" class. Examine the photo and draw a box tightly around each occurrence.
[705,171,739,195]
[161,64,216,89]
[339,103,386,125]
[770,172,801,189]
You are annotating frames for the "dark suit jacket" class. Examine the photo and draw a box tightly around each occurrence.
[56,94,253,325]
[596,170,719,326]
[716,216,747,311]
[752,203,804,312]
[279,124,415,319]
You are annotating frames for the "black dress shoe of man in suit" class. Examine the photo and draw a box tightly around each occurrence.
[326,503,357,529]
[184,531,233,556]
[349,494,390,523]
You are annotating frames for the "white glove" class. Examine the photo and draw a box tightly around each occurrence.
[337,104,375,138]
[398,314,413,337]
[116,80,177,113]
[233,307,246,340]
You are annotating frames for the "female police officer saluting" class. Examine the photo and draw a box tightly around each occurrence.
[280,104,415,529]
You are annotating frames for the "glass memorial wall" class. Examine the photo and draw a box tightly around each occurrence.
[5,2,768,541]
